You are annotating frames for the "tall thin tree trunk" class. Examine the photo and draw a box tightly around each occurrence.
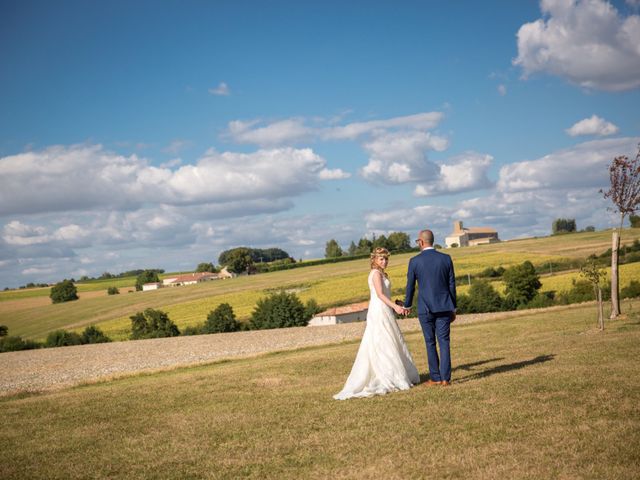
[597,287,604,331]
[610,230,620,319]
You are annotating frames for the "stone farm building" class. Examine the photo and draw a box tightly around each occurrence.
[308,301,369,326]
[445,221,499,248]
[162,272,218,287]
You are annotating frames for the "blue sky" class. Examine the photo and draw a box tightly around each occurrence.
[1,0,640,287]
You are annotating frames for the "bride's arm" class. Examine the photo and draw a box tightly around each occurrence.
[372,270,405,315]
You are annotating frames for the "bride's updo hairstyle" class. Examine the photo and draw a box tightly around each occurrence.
[370,247,390,277]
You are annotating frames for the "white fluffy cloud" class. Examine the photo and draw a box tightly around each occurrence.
[0,144,341,216]
[225,112,445,146]
[359,130,448,184]
[497,137,638,193]
[514,0,640,91]
[226,119,314,147]
[318,168,351,180]
[566,115,619,137]
[414,152,493,196]
[366,138,640,246]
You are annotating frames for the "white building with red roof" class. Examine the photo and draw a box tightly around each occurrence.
[308,301,369,326]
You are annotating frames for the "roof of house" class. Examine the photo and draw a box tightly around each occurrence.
[448,226,497,236]
[466,227,497,234]
[315,301,369,317]
[165,272,217,283]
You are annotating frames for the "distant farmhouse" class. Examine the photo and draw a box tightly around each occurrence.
[445,221,499,248]
[142,267,236,291]
[308,301,369,326]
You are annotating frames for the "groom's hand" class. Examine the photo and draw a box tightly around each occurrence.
[451,311,456,323]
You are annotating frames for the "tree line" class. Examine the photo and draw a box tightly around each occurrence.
[325,232,412,258]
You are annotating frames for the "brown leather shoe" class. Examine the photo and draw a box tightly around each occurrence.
[441,381,451,386]
[423,380,442,386]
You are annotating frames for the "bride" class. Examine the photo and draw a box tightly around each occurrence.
[334,247,420,400]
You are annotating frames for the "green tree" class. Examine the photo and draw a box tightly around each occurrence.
[387,232,411,251]
[135,270,160,291]
[130,308,180,339]
[325,239,343,258]
[552,218,577,234]
[250,291,311,329]
[372,234,389,250]
[347,241,357,256]
[196,262,217,273]
[304,298,321,320]
[580,258,606,330]
[0,335,41,352]
[503,261,542,308]
[630,214,640,228]
[204,303,240,333]
[464,280,503,313]
[45,330,83,347]
[107,286,120,295]
[81,325,111,344]
[219,247,254,273]
[50,279,79,304]
[354,237,373,255]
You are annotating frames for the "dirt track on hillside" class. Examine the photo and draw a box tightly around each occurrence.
[0,306,582,397]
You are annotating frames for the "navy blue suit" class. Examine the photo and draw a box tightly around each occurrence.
[404,248,457,382]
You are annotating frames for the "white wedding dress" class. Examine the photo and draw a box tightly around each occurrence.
[333,270,420,400]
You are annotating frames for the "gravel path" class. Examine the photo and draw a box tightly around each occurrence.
[0,308,563,396]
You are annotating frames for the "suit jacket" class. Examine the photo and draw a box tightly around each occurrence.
[404,248,457,315]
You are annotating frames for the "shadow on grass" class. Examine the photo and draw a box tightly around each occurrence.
[418,358,505,383]
[454,354,555,384]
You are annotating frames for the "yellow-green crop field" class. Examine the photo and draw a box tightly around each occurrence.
[2,228,640,341]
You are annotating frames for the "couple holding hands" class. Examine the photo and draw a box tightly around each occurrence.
[334,229,457,400]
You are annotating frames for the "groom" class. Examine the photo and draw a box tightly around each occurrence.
[403,229,457,386]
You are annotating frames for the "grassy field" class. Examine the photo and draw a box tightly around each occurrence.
[2,228,640,341]
[1,300,639,479]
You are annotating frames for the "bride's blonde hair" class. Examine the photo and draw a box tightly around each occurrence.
[370,247,390,277]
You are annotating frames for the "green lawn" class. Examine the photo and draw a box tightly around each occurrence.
[1,300,639,479]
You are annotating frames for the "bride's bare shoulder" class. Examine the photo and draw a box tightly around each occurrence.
[369,269,383,280]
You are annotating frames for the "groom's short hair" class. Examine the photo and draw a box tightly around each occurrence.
[419,229,434,246]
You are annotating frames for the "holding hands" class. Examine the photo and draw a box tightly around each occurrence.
[394,299,410,316]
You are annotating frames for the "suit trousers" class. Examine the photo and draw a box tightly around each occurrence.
[418,312,452,382]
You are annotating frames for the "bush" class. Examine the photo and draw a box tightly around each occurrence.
[250,291,311,330]
[107,286,120,295]
[526,292,556,309]
[503,261,541,309]
[50,279,79,304]
[621,280,640,299]
[135,270,160,291]
[0,336,42,352]
[456,294,471,314]
[204,303,240,333]
[479,266,505,278]
[46,329,83,347]
[181,325,204,336]
[461,280,503,313]
[556,279,611,305]
[0,325,8,337]
[130,308,180,339]
[304,298,321,320]
[81,325,111,344]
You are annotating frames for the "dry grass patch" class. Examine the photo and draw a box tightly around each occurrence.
[1,300,639,479]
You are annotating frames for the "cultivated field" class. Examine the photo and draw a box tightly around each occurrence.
[1,299,639,479]
[2,228,640,341]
